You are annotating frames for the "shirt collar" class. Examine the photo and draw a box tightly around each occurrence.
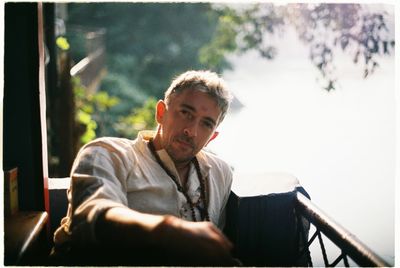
[137,130,212,179]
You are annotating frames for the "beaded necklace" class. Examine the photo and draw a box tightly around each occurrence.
[147,139,210,222]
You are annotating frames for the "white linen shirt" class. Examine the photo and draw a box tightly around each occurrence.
[54,131,233,247]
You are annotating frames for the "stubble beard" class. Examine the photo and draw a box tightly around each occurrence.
[165,145,194,167]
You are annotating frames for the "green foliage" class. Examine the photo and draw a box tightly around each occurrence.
[100,72,147,115]
[56,36,70,51]
[72,76,120,144]
[65,3,223,139]
[76,110,97,144]
[67,3,220,97]
[91,91,120,112]
[73,75,154,143]
[114,98,158,139]
[204,3,395,91]
[63,3,394,145]
[64,31,87,61]
[199,13,239,70]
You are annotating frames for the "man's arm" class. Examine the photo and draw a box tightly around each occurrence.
[65,139,237,265]
[95,206,238,266]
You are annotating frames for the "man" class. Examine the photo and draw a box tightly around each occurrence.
[53,70,237,266]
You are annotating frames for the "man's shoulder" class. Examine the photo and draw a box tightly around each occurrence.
[199,150,233,193]
[81,137,136,154]
[85,136,134,146]
[199,149,232,172]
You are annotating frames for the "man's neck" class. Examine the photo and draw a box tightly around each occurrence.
[152,133,192,187]
[151,133,162,151]
[175,161,191,188]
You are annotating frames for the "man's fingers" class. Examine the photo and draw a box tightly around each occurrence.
[202,222,233,250]
[154,217,237,265]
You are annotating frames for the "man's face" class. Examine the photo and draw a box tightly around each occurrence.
[156,89,221,164]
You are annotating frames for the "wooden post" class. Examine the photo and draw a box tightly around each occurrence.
[4,2,46,211]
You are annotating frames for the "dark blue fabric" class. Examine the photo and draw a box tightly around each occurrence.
[224,187,310,266]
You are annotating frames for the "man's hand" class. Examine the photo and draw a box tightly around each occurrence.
[96,207,238,266]
[152,215,238,266]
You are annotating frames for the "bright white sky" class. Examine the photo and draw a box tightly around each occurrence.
[208,4,397,264]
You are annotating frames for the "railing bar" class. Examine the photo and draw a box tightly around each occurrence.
[299,231,318,258]
[330,253,345,267]
[308,251,313,267]
[296,229,317,266]
[296,192,390,267]
[342,251,350,267]
[295,214,313,266]
[296,247,313,267]
[70,47,104,76]
[304,232,313,267]
[317,230,330,267]
[307,229,319,247]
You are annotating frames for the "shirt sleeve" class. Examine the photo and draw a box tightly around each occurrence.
[217,163,234,229]
[55,139,132,247]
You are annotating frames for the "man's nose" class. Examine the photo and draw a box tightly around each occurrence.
[183,121,198,137]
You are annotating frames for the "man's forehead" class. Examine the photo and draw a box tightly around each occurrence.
[173,90,222,121]
[171,89,216,106]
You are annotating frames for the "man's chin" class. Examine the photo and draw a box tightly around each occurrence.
[172,154,194,163]
[167,148,195,164]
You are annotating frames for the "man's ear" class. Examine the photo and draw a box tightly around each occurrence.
[206,131,219,145]
[155,100,166,124]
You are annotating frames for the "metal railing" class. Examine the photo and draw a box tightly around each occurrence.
[67,26,106,93]
[295,192,390,267]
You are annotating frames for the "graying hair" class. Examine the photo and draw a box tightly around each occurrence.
[164,70,232,124]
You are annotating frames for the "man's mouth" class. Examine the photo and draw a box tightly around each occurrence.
[175,138,194,150]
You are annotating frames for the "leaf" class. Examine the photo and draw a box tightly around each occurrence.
[363,68,369,78]
[56,36,70,51]
[77,110,92,124]
[81,128,96,144]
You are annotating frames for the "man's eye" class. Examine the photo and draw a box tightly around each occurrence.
[202,121,214,129]
[181,110,192,118]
